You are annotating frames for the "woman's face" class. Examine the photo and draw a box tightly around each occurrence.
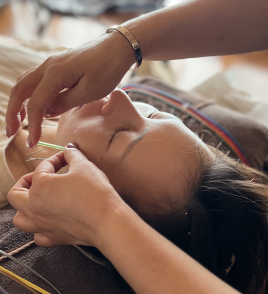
[57,89,212,212]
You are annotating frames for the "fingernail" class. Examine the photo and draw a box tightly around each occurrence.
[5,126,10,138]
[26,136,33,149]
[66,143,78,149]
[44,108,55,118]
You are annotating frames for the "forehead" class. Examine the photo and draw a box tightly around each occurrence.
[110,118,201,197]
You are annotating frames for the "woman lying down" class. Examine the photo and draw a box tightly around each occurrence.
[1,87,268,293]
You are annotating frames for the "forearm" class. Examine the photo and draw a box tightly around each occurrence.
[95,203,240,294]
[123,0,268,60]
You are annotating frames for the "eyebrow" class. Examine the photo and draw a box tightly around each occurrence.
[119,127,149,163]
[118,115,178,163]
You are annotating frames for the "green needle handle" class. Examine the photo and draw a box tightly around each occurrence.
[37,141,65,151]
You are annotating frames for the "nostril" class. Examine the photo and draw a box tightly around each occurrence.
[101,97,112,116]
[104,95,110,104]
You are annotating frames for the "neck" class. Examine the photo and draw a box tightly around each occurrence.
[6,120,59,181]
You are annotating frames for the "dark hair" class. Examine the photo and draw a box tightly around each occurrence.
[115,150,268,294]
[139,153,268,294]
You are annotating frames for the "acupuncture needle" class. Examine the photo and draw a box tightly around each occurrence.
[37,141,65,151]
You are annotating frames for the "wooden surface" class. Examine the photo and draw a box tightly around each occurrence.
[0,0,267,104]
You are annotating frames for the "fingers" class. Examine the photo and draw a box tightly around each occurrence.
[46,75,107,117]
[64,145,110,185]
[34,233,52,247]
[16,66,37,83]
[27,66,84,147]
[47,79,92,116]
[26,75,63,147]
[20,102,27,123]
[7,172,33,211]
[13,172,33,189]
[34,151,67,176]
[8,189,29,212]
[7,173,38,233]
[63,144,90,172]
[7,172,33,200]
[13,212,37,234]
[6,67,44,136]
[34,233,64,247]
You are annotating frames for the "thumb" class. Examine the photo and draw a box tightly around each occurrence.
[45,79,93,117]
[64,144,106,181]
[64,143,89,171]
[45,76,111,117]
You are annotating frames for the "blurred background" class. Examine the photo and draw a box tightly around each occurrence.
[0,0,267,105]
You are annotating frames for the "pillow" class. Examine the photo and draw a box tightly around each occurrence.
[126,77,268,171]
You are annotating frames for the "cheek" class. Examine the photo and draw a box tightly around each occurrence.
[56,114,77,146]
[57,115,115,173]
[57,124,90,147]
[61,124,106,164]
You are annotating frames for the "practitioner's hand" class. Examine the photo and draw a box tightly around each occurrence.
[7,144,123,247]
[5,33,135,147]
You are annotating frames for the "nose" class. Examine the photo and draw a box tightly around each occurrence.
[101,89,141,120]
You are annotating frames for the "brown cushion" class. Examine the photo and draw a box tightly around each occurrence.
[127,77,268,171]
[0,206,128,294]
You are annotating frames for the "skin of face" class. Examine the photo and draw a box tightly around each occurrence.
[56,89,212,214]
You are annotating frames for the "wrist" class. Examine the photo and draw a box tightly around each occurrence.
[123,14,153,61]
[93,197,135,253]
[106,26,142,69]
[103,30,136,73]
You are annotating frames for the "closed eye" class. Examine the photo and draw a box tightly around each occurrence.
[109,126,130,145]
[109,111,156,146]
